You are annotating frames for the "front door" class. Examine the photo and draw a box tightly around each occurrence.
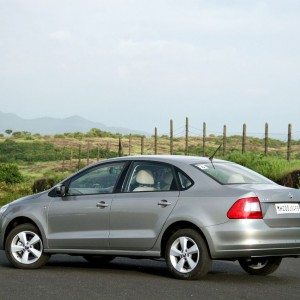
[47,161,126,250]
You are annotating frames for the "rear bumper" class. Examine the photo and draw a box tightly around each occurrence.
[205,219,300,259]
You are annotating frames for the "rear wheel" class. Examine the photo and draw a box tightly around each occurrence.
[165,229,212,280]
[5,223,50,269]
[238,257,282,275]
[83,255,115,265]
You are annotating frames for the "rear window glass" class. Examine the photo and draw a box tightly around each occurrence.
[194,163,273,185]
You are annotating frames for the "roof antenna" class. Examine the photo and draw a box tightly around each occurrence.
[209,144,222,169]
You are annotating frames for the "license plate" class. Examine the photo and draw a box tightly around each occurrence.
[275,203,300,214]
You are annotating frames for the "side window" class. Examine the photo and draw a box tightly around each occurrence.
[68,162,125,196]
[177,170,193,190]
[125,162,178,192]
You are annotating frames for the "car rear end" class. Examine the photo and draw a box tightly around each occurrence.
[205,185,300,259]
[193,162,300,259]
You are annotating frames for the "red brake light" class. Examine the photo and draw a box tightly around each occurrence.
[227,197,262,219]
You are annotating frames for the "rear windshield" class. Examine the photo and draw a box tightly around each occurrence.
[194,162,274,185]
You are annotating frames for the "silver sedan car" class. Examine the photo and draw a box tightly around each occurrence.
[0,155,299,280]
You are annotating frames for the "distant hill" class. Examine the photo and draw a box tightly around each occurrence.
[0,111,147,135]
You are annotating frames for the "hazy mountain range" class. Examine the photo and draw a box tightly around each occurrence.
[0,111,147,135]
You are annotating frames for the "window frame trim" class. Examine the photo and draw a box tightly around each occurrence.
[174,167,195,191]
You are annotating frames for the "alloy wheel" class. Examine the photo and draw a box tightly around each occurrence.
[169,236,200,273]
[10,231,43,265]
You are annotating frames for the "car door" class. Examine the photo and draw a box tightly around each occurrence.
[110,161,180,250]
[47,161,126,250]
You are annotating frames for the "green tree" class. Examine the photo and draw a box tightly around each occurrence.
[0,163,23,184]
[5,129,13,135]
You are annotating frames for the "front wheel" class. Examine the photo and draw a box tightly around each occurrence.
[5,223,50,269]
[165,229,212,280]
[238,257,282,275]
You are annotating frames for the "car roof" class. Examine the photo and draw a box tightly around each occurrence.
[60,155,229,185]
[101,155,227,165]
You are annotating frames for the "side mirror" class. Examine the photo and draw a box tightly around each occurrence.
[55,185,67,197]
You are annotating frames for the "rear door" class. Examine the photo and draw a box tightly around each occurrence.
[109,161,180,250]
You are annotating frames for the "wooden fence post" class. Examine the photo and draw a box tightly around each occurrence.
[170,119,173,155]
[62,146,65,171]
[154,127,158,155]
[242,123,246,154]
[141,136,145,155]
[185,117,189,155]
[87,142,90,165]
[70,148,73,168]
[77,144,81,170]
[264,123,269,155]
[223,125,227,156]
[128,134,132,155]
[106,141,110,152]
[287,123,292,161]
[118,137,123,157]
[203,122,206,156]
[97,145,100,161]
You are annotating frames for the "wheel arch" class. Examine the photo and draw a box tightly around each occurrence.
[160,221,212,258]
[3,216,46,249]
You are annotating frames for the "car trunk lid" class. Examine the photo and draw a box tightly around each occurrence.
[229,184,300,228]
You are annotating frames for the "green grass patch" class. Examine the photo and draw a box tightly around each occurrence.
[224,152,300,182]
[0,139,118,163]
[0,182,32,206]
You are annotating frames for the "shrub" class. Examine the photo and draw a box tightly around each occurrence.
[278,170,300,188]
[32,173,69,193]
[0,182,32,206]
[0,163,23,184]
[54,134,65,138]
[32,178,56,193]
[224,152,300,182]
[86,128,122,138]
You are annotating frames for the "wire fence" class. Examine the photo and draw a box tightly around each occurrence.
[54,119,299,171]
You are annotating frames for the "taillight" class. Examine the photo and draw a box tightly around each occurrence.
[227,196,262,219]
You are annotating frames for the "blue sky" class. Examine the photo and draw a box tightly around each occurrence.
[0,0,300,137]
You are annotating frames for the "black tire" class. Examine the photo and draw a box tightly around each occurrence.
[238,257,282,275]
[5,223,50,269]
[165,229,212,280]
[83,255,116,265]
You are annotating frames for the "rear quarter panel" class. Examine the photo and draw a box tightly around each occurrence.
[152,163,266,256]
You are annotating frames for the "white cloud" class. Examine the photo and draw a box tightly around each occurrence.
[116,39,196,59]
[49,30,71,41]
[0,0,300,134]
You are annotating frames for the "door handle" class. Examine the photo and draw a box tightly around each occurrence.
[96,201,109,209]
[158,199,172,207]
